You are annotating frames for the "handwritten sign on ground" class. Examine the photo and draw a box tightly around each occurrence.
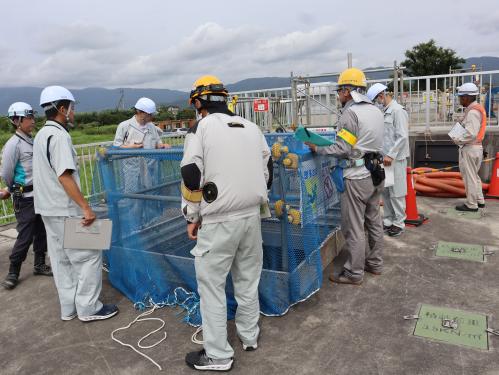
[413,304,488,350]
[435,241,485,263]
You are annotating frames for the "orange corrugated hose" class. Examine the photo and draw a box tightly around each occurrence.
[410,169,489,198]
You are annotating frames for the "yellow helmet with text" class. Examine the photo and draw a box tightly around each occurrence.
[337,68,367,88]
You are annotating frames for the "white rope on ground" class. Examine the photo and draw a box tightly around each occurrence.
[192,326,204,345]
[111,304,167,371]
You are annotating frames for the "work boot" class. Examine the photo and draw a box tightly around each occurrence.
[2,263,21,290]
[364,265,383,276]
[33,264,53,276]
[34,254,52,276]
[455,204,478,212]
[185,349,233,371]
[478,203,485,208]
[388,226,404,237]
[383,224,393,233]
[329,272,363,285]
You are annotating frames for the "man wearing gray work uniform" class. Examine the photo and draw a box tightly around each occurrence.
[307,68,384,285]
[182,75,272,371]
[33,86,118,322]
[367,83,410,237]
[1,102,52,290]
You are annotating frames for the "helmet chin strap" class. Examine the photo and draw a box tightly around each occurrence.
[49,102,74,128]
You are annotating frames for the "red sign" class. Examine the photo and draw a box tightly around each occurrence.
[253,99,269,112]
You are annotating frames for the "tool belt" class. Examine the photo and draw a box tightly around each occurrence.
[12,184,33,196]
[363,152,385,186]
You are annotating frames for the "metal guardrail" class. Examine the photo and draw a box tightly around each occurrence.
[230,70,499,131]
[0,133,187,224]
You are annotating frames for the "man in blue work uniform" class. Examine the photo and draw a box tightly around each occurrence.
[1,102,52,289]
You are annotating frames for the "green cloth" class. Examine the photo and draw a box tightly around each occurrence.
[294,127,333,146]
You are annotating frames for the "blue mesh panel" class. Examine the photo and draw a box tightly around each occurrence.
[97,133,340,326]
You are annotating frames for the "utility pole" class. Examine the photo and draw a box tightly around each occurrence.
[116,89,125,111]
[347,52,352,68]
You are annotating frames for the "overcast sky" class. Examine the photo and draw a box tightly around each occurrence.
[1,0,498,90]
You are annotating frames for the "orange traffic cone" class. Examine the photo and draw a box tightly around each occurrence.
[486,152,499,199]
[405,167,428,226]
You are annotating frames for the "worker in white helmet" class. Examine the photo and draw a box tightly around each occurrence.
[182,75,272,371]
[113,98,170,223]
[0,102,52,290]
[33,86,118,322]
[367,83,410,237]
[452,82,487,211]
[306,68,385,285]
[113,97,170,149]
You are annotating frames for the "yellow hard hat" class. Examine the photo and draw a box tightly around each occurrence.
[189,75,228,104]
[337,68,367,88]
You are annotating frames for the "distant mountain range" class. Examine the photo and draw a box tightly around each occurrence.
[1,56,498,113]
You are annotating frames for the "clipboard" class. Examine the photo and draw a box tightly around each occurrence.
[294,126,333,146]
[124,124,146,146]
[63,218,113,250]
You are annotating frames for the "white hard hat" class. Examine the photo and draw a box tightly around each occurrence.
[366,83,388,101]
[40,85,75,107]
[457,82,479,96]
[8,102,35,118]
[134,97,157,115]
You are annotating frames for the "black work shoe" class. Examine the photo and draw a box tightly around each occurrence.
[79,304,119,322]
[364,266,383,276]
[478,203,485,208]
[185,349,233,371]
[2,273,19,290]
[388,226,404,237]
[33,264,53,276]
[383,225,393,233]
[455,204,478,212]
[329,273,363,285]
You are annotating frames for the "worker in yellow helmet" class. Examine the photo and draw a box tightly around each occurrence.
[306,68,385,285]
[182,75,272,371]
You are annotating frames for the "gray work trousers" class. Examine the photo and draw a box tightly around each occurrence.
[341,177,384,280]
[192,213,263,360]
[383,159,407,229]
[459,145,485,209]
[42,216,103,318]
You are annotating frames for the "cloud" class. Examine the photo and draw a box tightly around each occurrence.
[0,22,348,89]
[36,23,122,54]
[469,11,499,35]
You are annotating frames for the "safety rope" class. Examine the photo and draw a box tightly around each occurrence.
[110,288,204,371]
[111,302,167,371]
[410,155,498,175]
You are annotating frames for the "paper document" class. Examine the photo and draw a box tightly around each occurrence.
[124,125,146,145]
[63,218,113,250]
[294,126,333,146]
[384,165,394,188]
[448,122,470,141]
[260,202,271,219]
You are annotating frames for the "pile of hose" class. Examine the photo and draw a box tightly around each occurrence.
[412,168,489,198]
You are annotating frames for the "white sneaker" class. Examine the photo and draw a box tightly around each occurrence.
[61,312,77,321]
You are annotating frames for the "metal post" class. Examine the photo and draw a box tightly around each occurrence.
[290,72,298,129]
[305,81,312,127]
[347,52,352,68]
[425,77,431,132]
[393,61,398,100]
[399,68,404,104]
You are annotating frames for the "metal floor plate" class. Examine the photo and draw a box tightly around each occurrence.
[435,241,485,262]
[413,304,489,350]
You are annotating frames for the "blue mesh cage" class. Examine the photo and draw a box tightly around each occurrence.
[96,132,340,325]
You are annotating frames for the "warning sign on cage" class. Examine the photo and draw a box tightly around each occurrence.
[253,99,269,112]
